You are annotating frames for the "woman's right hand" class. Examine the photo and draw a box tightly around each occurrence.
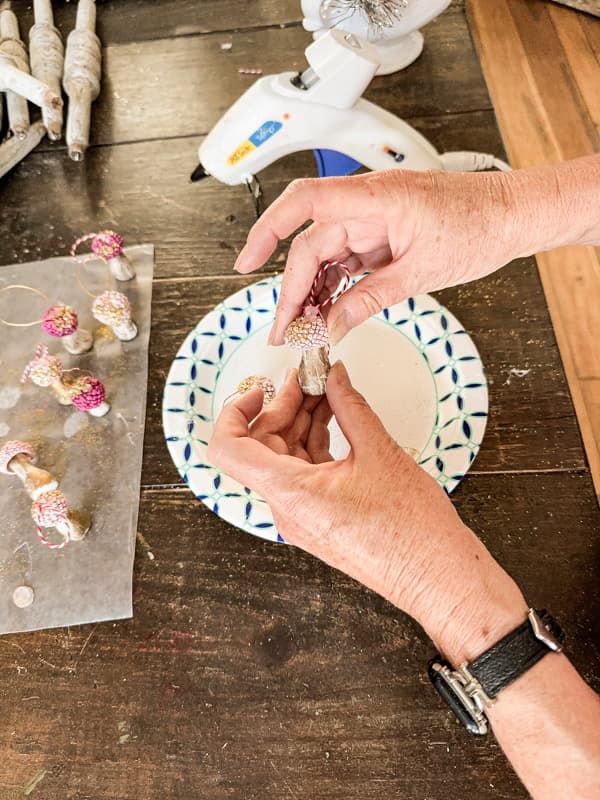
[234,158,599,345]
[233,169,522,344]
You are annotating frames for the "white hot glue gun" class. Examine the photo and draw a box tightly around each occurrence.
[191,30,508,192]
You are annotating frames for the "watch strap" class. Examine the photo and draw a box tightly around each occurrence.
[468,609,565,699]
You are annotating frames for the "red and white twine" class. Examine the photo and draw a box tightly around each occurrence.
[31,489,71,549]
[305,260,351,312]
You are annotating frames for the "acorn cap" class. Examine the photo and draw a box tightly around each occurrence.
[0,440,36,474]
[41,304,78,337]
[92,290,131,326]
[236,375,276,404]
[284,309,329,351]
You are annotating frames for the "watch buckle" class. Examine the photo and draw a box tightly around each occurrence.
[528,608,563,652]
[456,663,495,710]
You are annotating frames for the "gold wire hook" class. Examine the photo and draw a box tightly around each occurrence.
[0,284,50,327]
[75,255,112,299]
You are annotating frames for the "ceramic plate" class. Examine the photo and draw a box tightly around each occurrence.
[163,275,487,542]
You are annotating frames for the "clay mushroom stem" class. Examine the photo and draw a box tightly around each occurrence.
[63,0,101,161]
[284,307,331,396]
[0,440,58,500]
[29,0,65,140]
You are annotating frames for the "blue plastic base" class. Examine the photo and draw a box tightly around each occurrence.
[314,149,362,178]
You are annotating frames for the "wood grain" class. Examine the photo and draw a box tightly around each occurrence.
[0,3,596,798]
[467,0,600,500]
[9,0,304,43]
[550,3,600,132]
[0,110,504,281]
[9,0,465,46]
[0,474,597,800]
[85,15,489,146]
[549,0,600,16]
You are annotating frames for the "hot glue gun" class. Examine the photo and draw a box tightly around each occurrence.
[191,30,509,192]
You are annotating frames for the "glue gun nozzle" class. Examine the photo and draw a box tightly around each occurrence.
[190,163,209,182]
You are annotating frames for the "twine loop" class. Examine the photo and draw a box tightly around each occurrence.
[31,489,71,549]
[305,260,351,312]
[284,260,351,351]
[21,344,64,386]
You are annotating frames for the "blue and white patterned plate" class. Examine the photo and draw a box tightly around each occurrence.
[163,275,487,542]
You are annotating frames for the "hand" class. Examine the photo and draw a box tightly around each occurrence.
[234,169,527,345]
[234,158,600,346]
[209,362,527,663]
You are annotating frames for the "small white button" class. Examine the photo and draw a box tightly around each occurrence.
[13,585,35,608]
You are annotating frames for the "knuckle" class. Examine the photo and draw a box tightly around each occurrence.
[288,230,311,258]
[356,284,388,317]
[286,177,312,197]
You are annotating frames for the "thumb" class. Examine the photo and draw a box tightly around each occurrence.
[327,270,406,345]
[326,361,390,454]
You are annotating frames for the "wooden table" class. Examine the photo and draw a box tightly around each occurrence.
[1,3,598,798]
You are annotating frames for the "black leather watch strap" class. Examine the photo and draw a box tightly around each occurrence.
[468,609,565,699]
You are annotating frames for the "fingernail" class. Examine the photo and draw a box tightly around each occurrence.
[327,360,346,384]
[234,249,248,272]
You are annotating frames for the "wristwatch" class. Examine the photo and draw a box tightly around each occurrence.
[428,608,565,735]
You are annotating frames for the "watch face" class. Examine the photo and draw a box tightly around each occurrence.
[428,660,487,736]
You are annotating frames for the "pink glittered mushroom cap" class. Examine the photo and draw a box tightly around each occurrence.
[41,304,79,337]
[31,489,68,527]
[91,230,124,259]
[92,290,131,326]
[0,440,36,474]
[237,375,276,404]
[21,344,64,386]
[69,376,106,411]
[284,308,329,351]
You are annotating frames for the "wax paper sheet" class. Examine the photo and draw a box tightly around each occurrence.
[0,245,153,634]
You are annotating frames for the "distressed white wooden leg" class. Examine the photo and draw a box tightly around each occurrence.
[0,121,46,179]
[30,0,65,141]
[63,0,101,161]
[0,10,30,139]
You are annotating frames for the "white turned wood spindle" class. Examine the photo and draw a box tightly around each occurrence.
[0,120,45,179]
[63,0,101,161]
[30,0,65,140]
[0,10,31,139]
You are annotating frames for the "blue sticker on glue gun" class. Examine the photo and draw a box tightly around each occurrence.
[227,120,283,166]
[249,120,282,146]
